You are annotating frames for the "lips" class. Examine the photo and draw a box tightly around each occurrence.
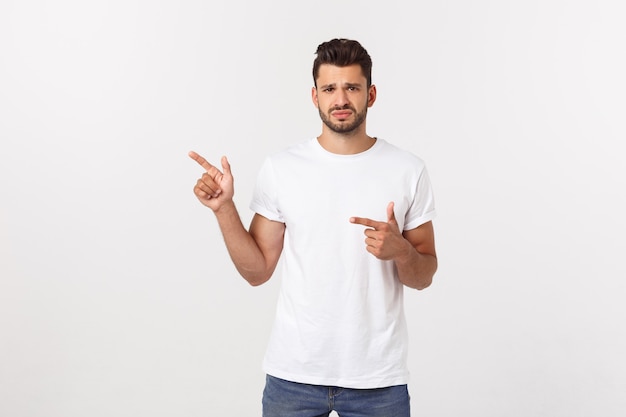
[332,110,352,119]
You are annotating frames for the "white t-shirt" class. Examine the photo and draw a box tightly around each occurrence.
[250,138,436,389]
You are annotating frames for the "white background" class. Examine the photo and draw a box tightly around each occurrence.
[1,0,625,416]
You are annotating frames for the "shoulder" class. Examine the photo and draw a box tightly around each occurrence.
[376,139,428,169]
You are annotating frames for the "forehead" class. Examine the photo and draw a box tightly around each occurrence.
[316,64,367,86]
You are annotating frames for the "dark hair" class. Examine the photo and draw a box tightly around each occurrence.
[312,38,372,87]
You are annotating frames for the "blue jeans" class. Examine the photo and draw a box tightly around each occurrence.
[262,375,411,417]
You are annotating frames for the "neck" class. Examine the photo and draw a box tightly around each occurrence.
[317,126,376,155]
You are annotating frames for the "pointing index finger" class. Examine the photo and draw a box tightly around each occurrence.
[188,150,214,172]
[350,216,382,228]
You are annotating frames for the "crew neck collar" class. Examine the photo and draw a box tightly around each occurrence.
[312,137,382,159]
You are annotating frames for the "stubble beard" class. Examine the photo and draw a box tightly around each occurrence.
[319,104,368,134]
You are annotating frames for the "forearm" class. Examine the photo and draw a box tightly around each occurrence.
[213,201,274,286]
[394,239,438,290]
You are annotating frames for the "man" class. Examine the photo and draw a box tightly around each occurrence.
[189,38,437,417]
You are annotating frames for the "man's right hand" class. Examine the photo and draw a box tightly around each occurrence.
[188,151,234,212]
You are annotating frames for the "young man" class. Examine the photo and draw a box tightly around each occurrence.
[189,38,437,417]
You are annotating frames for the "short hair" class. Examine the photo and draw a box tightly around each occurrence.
[312,38,373,87]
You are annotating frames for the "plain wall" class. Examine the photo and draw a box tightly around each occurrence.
[1,0,624,416]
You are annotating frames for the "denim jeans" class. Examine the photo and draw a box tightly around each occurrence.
[262,375,411,417]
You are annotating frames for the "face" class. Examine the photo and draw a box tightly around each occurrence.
[312,64,376,134]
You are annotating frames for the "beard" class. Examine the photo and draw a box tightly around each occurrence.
[319,104,368,134]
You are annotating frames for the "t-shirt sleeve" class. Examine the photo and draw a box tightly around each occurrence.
[404,165,436,230]
[249,157,284,223]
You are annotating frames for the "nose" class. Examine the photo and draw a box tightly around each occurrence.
[333,89,349,107]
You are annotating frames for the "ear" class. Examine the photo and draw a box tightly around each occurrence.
[367,84,377,108]
[311,86,319,108]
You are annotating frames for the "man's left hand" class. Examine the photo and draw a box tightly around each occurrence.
[350,202,411,261]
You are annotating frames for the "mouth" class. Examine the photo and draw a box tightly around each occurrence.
[331,110,352,120]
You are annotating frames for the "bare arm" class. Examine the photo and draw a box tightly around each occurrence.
[350,202,437,290]
[395,220,437,290]
[213,205,284,286]
[189,151,285,286]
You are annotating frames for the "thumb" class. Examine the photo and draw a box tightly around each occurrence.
[387,201,397,224]
[221,156,231,176]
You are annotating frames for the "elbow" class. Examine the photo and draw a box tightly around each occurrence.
[400,273,433,290]
[418,256,438,290]
[247,275,270,287]
[241,269,273,287]
[237,258,279,286]
[415,276,433,291]
[404,272,432,290]
[409,259,437,290]
[397,250,437,290]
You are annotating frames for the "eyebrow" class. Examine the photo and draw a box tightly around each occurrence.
[319,82,364,90]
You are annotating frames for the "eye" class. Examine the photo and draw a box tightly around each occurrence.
[323,87,334,93]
